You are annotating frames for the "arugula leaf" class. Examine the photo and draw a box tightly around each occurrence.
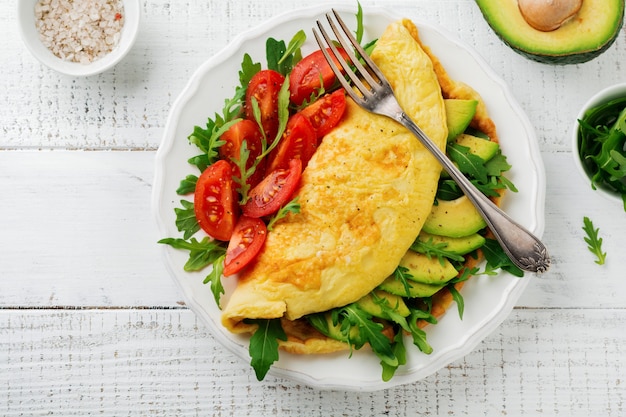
[176,175,197,195]
[481,238,524,277]
[448,285,465,319]
[484,153,512,178]
[407,309,434,354]
[158,236,226,272]
[203,255,226,306]
[188,118,240,169]
[266,30,306,75]
[254,74,291,158]
[369,292,410,332]
[230,140,253,204]
[355,2,364,44]
[392,266,414,297]
[247,319,287,381]
[266,197,301,231]
[266,38,288,74]
[381,330,406,382]
[172,200,199,240]
[447,142,488,183]
[582,216,607,265]
[341,305,397,367]
[411,236,465,264]
[238,53,262,92]
[187,154,211,173]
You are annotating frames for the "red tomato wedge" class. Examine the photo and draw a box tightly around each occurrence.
[289,47,350,106]
[193,160,239,241]
[245,69,285,142]
[299,89,347,140]
[223,216,267,276]
[219,119,266,187]
[242,158,302,218]
[266,113,317,173]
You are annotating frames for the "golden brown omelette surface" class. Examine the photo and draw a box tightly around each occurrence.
[221,19,448,333]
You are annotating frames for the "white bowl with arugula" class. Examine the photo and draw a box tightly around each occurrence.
[152,4,546,391]
[573,83,626,209]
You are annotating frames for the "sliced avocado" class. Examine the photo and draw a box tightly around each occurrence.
[378,275,444,298]
[445,99,478,141]
[417,231,486,256]
[454,133,500,162]
[422,195,487,238]
[397,250,458,284]
[355,290,410,319]
[475,0,625,64]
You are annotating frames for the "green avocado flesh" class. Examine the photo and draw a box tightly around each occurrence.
[445,99,478,141]
[475,0,625,64]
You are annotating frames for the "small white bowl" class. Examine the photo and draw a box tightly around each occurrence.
[17,0,141,77]
[572,83,626,204]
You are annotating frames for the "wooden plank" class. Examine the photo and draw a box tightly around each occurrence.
[0,308,624,416]
[2,150,625,308]
[4,0,624,152]
[0,150,179,307]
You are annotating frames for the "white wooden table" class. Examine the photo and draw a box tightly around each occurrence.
[2,0,625,415]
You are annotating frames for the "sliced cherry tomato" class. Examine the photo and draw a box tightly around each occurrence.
[245,69,285,142]
[242,158,302,218]
[266,113,317,173]
[289,47,350,106]
[193,160,238,241]
[219,119,266,187]
[223,216,267,276]
[299,89,347,141]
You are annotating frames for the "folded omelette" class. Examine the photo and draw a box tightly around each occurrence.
[221,18,448,336]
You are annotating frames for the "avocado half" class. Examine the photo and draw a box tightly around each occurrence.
[475,0,625,64]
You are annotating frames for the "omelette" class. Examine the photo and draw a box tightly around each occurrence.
[220,18,501,353]
[222,19,447,333]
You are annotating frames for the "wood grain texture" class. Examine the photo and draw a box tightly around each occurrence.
[2,0,626,415]
[2,150,625,308]
[1,308,624,416]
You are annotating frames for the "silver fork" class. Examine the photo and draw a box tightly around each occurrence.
[313,10,550,273]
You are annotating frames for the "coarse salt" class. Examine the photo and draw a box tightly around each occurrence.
[34,0,125,65]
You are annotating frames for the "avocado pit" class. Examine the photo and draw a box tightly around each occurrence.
[518,0,583,31]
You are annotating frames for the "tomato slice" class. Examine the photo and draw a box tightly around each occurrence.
[299,89,347,140]
[219,119,266,187]
[193,160,239,241]
[223,216,267,276]
[245,69,285,142]
[289,48,350,106]
[266,113,317,173]
[242,158,303,218]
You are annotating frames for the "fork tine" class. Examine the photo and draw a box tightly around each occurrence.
[322,12,380,95]
[312,25,363,103]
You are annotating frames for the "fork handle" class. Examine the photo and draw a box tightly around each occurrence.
[398,112,550,274]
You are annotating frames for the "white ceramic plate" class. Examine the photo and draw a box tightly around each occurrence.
[152,5,546,391]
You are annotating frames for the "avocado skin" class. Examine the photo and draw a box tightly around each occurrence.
[475,0,625,65]
[500,30,622,65]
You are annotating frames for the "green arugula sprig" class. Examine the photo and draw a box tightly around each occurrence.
[582,216,606,265]
[439,145,516,200]
[481,238,524,277]
[246,319,288,380]
[392,266,415,297]
[266,197,301,231]
[410,236,465,265]
[157,236,227,304]
[577,98,626,210]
